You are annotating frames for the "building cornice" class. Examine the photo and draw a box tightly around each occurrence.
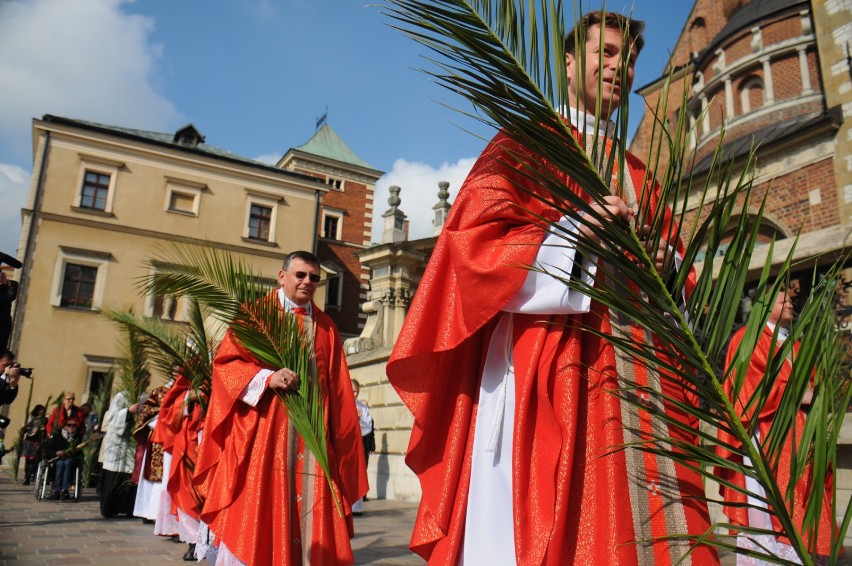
[34,118,329,196]
[29,210,297,260]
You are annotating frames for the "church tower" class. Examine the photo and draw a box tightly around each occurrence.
[278,122,384,337]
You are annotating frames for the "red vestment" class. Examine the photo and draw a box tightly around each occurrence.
[162,374,206,521]
[387,131,716,565]
[193,301,368,565]
[717,325,838,555]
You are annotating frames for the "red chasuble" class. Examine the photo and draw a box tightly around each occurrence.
[163,374,206,521]
[717,325,838,556]
[387,130,716,565]
[193,301,367,565]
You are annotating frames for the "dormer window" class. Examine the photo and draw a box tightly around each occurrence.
[173,124,205,148]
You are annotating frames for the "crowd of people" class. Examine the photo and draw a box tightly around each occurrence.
[26,250,372,565]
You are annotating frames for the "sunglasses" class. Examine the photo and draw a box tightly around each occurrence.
[294,271,321,283]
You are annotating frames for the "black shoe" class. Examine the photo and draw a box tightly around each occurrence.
[142,518,154,524]
[60,490,70,500]
[22,479,29,486]
[183,544,196,561]
[362,495,368,502]
[48,491,60,500]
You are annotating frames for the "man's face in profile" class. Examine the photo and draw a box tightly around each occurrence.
[0,355,12,374]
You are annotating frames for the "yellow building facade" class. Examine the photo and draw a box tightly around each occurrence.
[7,115,328,431]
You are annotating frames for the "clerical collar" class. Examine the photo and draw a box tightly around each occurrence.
[278,288,312,316]
[566,106,616,138]
[766,322,789,342]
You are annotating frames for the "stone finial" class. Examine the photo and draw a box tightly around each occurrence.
[382,185,407,244]
[437,181,449,201]
[388,185,402,210]
[432,181,452,236]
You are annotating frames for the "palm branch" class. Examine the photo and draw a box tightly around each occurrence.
[383,1,849,563]
[102,299,214,412]
[138,244,341,516]
[114,322,153,403]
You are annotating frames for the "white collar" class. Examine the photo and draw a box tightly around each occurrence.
[278,288,312,316]
[566,106,616,138]
[766,322,789,342]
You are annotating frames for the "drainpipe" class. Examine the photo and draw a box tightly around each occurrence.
[10,130,50,353]
[312,188,321,254]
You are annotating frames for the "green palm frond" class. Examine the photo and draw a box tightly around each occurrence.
[139,244,341,516]
[384,1,849,563]
[113,321,153,402]
[102,300,214,411]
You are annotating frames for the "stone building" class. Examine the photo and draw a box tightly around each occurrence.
[344,183,453,502]
[278,124,384,339]
[6,115,329,431]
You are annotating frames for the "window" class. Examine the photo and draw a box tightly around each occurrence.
[165,180,204,216]
[51,247,111,310]
[326,273,342,307]
[80,172,110,210]
[248,204,272,240]
[61,264,98,308]
[739,76,764,114]
[321,209,344,240]
[323,215,339,240]
[143,264,188,321]
[74,157,121,214]
[321,263,342,308]
[243,193,281,243]
[82,355,116,403]
[326,177,343,190]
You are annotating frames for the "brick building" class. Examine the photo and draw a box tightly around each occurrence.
[631,0,851,286]
[278,124,384,338]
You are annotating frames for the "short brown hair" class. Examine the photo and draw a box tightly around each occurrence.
[564,11,645,56]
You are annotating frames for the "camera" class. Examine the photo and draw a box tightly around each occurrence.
[0,415,9,429]
[19,368,33,379]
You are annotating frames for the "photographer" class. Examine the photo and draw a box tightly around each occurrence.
[0,349,21,406]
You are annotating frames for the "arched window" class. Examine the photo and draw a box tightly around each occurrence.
[696,214,788,263]
[739,76,764,114]
[689,18,707,57]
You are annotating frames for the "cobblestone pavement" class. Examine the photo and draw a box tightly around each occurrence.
[0,471,423,565]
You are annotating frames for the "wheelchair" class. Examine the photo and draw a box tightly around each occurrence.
[34,455,82,502]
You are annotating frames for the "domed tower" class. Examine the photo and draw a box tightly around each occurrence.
[278,122,384,338]
[632,0,848,279]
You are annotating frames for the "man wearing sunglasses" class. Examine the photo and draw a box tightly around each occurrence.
[194,250,367,566]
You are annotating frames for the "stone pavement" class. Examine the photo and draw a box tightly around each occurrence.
[0,471,423,565]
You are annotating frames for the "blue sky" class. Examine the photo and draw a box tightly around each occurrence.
[0,0,693,258]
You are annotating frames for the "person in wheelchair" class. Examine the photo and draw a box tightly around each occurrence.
[45,418,83,500]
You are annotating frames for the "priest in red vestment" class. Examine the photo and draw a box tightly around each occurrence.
[194,250,367,566]
[717,291,839,561]
[387,11,717,565]
[162,373,208,560]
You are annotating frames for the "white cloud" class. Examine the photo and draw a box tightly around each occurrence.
[372,157,477,243]
[0,0,181,163]
[0,164,31,258]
